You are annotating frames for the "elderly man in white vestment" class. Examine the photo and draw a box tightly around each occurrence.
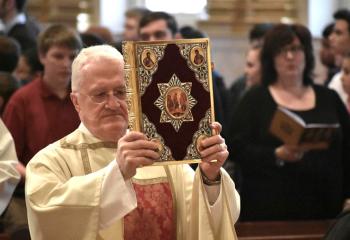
[0,119,20,216]
[25,45,240,240]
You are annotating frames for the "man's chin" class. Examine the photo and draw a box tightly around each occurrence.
[97,127,126,142]
[103,114,127,121]
[104,122,127,133]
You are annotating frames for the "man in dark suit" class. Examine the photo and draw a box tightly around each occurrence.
[0,0,41,51]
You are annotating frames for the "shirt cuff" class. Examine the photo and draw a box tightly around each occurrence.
[99,160,137,229]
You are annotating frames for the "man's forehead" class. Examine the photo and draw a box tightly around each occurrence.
[140,19,169,33]
[125,17,138,26]
[90,80,125,88]
[335,20,350,33]
[80,58,123,80]
[47,45,79,53]
[85,56,123,68]
[84,76,125,90]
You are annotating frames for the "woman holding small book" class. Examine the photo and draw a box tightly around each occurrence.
[229,24,350,221]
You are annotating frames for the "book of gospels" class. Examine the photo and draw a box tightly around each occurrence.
[270,107,339,150]
[122,38,215,165]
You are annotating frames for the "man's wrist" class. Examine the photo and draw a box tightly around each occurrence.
[200,168,221,185]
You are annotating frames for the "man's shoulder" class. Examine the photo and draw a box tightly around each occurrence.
[8,23,37,51]
[29,129,81,162]
[243,84,268,100]
[313,84,335,95]
[327,72,347,103]
[229,76,246,92]
[9,79,41,101]
[25,17,41,36]
[328,72,342,88]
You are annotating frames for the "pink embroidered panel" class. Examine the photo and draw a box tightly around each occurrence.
[124,182,175,240]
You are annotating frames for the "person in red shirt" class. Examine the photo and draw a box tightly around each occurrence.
[2,23,82,235]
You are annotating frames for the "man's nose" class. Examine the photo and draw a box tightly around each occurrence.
[244,67,249,76]
[63,57,72,67]
[286,50,294,59]
[329,32,336,43]
[148,35,157,41]
[105,94,120,109]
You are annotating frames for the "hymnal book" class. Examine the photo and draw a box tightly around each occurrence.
[122,38,215,165]
[269,107,339,150]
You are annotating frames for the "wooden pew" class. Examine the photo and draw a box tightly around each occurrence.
[236,220,334,240]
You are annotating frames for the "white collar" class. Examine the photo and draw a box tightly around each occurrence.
[78,123,129,141]
[78,122,130,143]
[78,123,96,138]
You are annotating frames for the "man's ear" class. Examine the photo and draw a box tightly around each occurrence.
[70,92,80,113]
[38,52,46,65]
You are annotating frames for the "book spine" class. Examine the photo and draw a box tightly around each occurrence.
[122,41,141,132]
[206,39,216,125]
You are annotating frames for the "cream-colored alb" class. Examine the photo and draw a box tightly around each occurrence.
[0,119,20,215]
[25,124,240,240]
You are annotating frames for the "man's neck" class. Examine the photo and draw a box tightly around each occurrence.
[42,75,69,100]
[335,54,344,68]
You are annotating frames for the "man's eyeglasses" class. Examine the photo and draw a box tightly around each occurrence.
[279,45,304,56]
[80,90,127,104]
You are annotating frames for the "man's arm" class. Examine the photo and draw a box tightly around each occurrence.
[196,122,240,237]
[199,122,228,184]
[99,160,137,229]
[0,119,20,215]
[188,165,240,240]
[201,168,240,235]
[2,95,26,169]
[25,131,160,239]
[25,149,136,240]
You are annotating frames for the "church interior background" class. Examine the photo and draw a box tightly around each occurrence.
[25,0,350,88]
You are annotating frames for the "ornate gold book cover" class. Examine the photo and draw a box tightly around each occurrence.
[122,38,215,165]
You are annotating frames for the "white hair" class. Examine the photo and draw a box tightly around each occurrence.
[71,45,124,91]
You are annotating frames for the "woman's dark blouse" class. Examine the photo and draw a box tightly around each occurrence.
[229,84,350,221]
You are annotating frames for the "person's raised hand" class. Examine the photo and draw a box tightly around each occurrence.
[116,131,160,180]
[199,122,228,181]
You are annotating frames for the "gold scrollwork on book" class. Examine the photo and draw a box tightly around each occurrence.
[185,109,212,159]
[142,114,173,161]
[177,42,209,92]
[137,44,167,95]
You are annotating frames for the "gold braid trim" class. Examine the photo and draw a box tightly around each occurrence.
[59,138,118,174]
